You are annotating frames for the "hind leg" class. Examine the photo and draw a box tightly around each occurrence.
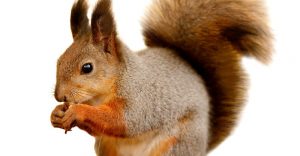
[167,114,208,156]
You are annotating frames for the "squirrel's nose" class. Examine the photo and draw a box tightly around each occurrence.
[54,86,68,102]
[55,95,68,102]
[55,91,67,102]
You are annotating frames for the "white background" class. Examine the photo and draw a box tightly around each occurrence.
[0,0,299,155]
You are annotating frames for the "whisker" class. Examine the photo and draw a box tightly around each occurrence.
[70,91,76,103]
[70,89,94,103]
[49,84,56,96]
[77,88,94,94]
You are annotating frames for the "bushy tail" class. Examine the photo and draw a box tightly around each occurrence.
[142,0,272,151]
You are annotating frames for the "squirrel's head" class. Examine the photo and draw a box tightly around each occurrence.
[55,0,121,105]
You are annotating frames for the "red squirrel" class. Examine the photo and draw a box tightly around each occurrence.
[50,0,272,155]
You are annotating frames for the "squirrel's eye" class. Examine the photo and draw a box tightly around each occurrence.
[81,63,93,74]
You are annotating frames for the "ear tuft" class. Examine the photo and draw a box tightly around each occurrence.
[91,0,116,43]
[70,0,89,39]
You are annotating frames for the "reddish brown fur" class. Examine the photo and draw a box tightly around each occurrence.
[51,98,126,137]
[76,98,126,137]
[149,136,177,156]
[96,136,119,156]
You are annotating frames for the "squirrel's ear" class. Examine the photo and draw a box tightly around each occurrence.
[91,0,118,57]
[70,0,89,39]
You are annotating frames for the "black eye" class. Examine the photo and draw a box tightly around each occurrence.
[81,63,93,74]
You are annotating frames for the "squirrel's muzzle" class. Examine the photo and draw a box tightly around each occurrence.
[54,84,68,102]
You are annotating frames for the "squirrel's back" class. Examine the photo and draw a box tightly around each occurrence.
[142,0,272,151]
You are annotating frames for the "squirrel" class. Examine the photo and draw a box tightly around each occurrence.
[50,0,272,155]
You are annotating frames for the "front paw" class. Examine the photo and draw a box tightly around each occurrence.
[50,103,69,129]
[51,104,86,133]
[61,105,79,133]
[50,103,77,133]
